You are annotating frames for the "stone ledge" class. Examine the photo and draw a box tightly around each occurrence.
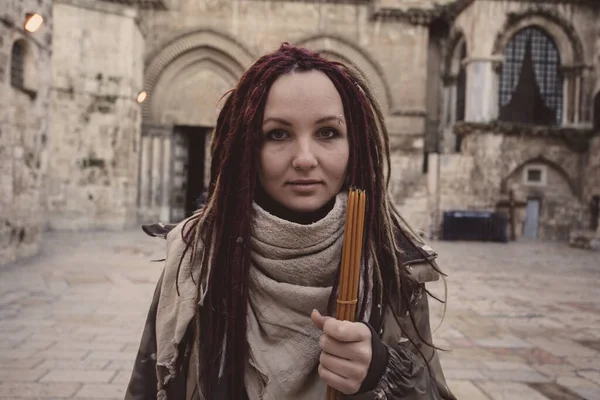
[453,121,595,153]
[370,0,473,24]
[98,0,166,10]
[246,0,370,3]
[569,230,600,251]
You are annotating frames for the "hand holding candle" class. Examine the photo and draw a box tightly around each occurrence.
[322,188,367,399]
[311,309,372,395]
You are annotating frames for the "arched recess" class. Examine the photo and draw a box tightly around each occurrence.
[10,37,39,97]
[317,49,368,80]
[10,39,26,89]
[441,30,467,152]
[151,48,242,126]
[501,156,584,240]
[492,11,585,125]
[501,156,578,197]
[498,26,563,126]
[142,29,256,124]
[492,10,584,66]
[295,35,391,115]
[445,34,467,123]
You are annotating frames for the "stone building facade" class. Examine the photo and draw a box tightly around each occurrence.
[435,1,600,241]
[0,0,53,264]
[1,0,599,265]
[136,0,600,242]
[46,0,143,230]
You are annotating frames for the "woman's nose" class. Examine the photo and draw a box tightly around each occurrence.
[291,139,318,170]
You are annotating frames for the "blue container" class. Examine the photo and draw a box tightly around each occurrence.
[442,211,508,242]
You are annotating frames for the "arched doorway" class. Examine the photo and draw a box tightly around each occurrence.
[139,30,254,223]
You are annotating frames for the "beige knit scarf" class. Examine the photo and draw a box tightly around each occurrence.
[155,192,372,399]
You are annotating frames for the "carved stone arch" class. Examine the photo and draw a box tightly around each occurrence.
[492,9,585,66]
[150,48,243,126]
[502,156,578,197]
[444,27,467,77]
[316,49,367,79]
[142,29,256,122]
[295,35,391,114]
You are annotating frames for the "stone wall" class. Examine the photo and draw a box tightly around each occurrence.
[46,0,144,230]
[586,29,600,233]
[0,0,53,266]
[438,122,591,240]
[141,1,432,132]
[434,0,599,241]
[585,134,600,234]
[505,162,585,241]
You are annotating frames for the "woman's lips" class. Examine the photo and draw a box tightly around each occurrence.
[287,181,323,192]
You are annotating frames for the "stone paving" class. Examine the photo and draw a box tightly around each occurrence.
[0,230,599,399]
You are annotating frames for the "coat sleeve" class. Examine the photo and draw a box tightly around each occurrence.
[348,261,456,400]
[124,268,194,400]
[371,292,456,400]
[124,270,164,400]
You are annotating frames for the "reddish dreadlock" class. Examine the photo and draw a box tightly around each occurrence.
[177,43,443,399]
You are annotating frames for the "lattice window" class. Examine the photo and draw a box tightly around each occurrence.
[11,40,25,89]
[499,27,563,125]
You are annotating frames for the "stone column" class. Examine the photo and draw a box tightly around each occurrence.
[447,82,457,126]
[574,75,582,124]
[562,66,587,125]
[160,136,172,222]
[139,136,152,210]
[464,58,500,122]
[151,136,162,214]
[441,76,457,153]
[204,132,211,190]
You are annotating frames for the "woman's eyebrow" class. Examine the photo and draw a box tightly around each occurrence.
[262,115,341,126]
[314,115,340,124]
[262,117,291,126]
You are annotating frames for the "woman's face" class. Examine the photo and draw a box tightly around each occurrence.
[258,69,349,213]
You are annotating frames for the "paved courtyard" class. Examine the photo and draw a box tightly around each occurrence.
[0,230,599,399]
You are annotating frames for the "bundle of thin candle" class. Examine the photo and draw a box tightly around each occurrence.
[326,188,367,400]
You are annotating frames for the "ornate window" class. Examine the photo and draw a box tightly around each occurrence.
[11,40,25,89]
[498,27,563,126]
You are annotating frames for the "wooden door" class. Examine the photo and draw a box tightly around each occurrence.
[522,199,540,239]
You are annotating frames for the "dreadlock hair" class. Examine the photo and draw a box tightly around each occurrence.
[176,43,444,399]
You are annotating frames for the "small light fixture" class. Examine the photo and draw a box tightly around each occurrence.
[137,91,147,103]
[24,13,43,33]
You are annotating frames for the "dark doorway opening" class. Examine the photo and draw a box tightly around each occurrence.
[594,93,600,131]
[171,125,209,221]
[591,195,599,231]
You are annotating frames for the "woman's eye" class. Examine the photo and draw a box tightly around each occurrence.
[318,128,339,139]
[266,129,289,141]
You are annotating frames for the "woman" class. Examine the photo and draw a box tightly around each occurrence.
[126,44,456,400]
